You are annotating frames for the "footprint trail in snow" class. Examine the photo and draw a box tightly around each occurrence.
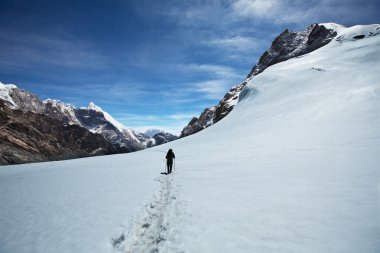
[112,174,184,253]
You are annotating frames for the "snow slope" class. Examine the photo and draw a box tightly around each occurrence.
[1,24,380,253]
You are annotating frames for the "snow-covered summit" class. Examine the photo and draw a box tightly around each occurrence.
[0,82,45,113]
[319,22,346,33]
[86,101,103,112]
[44,98,81,125]
[144,129,165,138]
[44,98,76,109]
[247,23,338,78]
[0,81,17,89]
[84,101,127,132]
[0,82,17,108]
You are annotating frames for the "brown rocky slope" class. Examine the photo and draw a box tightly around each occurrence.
[0,100,122,165]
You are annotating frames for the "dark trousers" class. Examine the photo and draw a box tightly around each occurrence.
[167,160,173,174]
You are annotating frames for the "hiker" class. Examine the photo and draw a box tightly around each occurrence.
[166,149,175,174]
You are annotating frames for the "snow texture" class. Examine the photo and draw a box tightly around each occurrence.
[1,24,380,253]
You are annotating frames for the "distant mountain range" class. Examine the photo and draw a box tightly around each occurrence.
[0,84,177,165]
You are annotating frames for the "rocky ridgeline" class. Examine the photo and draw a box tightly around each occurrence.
[0,84,177,165]
[0,100,121,165]
[180,23,338,138]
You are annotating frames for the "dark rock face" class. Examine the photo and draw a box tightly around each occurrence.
[180,82,246,138]
[180,24,338,138]
[0,100,122,165]
[147,132,178,147]
[247,24,337,78]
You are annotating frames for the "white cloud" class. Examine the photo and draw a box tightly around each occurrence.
[230,0,374,25]
[168,113,198,120]
[231,0,315,24]
[232,0,281,19]
[207,35,259,52]
[193,79,234,100]
[181,63,240,78]
[0,30,107,70]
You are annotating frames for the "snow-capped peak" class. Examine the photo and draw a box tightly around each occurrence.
[0,81,18,108]
[0,81,17,89]
[44,98,76,109]
[87,101,103,112]
[85,101,127,132]
[144,129,165,138]
[319,23,346,33]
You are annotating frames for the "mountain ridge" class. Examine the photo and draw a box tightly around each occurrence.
[180,23,339,138]
[0,83,177,164]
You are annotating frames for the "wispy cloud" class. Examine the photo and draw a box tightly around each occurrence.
[0,30,107,71]
[207,36,259,52]
[180,63,241,79]
[193,79,234,100]
[231,0,380,25]
[231,0,316,24]
[34,81,149,108]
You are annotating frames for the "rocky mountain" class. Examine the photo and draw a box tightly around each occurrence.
[0,100,122,165]
[44,99,81,126]
[0,82,177,164]
[0,83,45,113]
[146,132,178,148]
[180,23,339,138]
[247,23,338,78]
[74,102,146,152]
[144,129,164,138]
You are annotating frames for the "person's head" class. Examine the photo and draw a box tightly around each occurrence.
[168,149,172,152]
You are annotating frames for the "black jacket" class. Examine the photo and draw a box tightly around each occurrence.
[166,150,175,161]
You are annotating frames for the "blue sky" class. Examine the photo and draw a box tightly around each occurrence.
[1,0,379,133]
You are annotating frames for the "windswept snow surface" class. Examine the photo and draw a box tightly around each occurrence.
[1,24,380,253]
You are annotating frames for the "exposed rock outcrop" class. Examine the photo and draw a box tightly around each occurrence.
[247,23,337,78]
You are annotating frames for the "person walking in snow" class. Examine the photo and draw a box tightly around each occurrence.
[166,149,175,174]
